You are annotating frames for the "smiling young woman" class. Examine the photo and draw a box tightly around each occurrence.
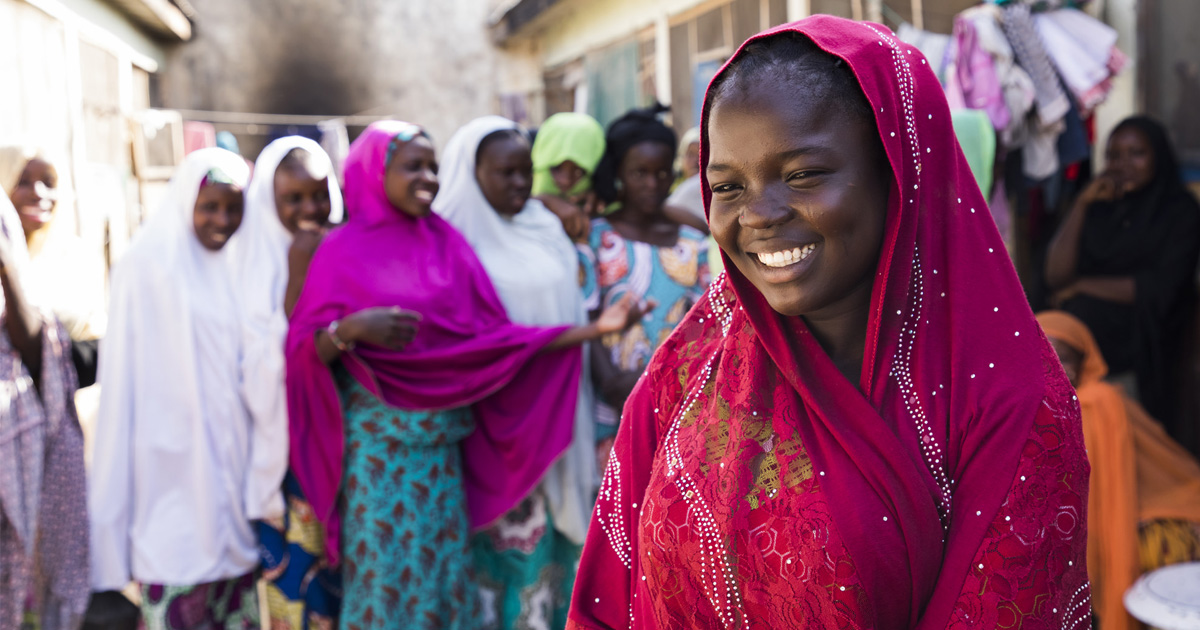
[432,115,602,630]
[567,17,1090,630]
[90,148,262,627]
[230,136,346,629]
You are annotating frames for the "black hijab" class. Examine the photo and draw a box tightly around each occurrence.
[1070,115,1200,421]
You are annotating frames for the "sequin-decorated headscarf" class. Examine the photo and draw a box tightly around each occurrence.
[568,16,1089,630]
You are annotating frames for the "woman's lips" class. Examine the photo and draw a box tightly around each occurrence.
[18,205,52,223]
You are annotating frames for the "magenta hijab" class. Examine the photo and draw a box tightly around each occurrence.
[286,120,581,563]
[699,18,1075,628]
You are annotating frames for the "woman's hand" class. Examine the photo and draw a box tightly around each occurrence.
[581,192,605,219]
[595,295,658,335]
[539,194,590,242]
[1050,282,1080,307]
[1078,173,1119,206]
[340,307,422,350]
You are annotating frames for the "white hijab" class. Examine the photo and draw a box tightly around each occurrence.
[231,136,343,521]
[91,148,259,589]
[433,115,596,543]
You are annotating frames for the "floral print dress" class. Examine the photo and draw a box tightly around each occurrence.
[578,218,710,469]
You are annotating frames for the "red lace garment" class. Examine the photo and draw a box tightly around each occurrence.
[567,281,1091,629]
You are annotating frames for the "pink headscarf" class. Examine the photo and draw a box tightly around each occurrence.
[286,121,582,563]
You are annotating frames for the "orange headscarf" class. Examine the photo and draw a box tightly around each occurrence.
[1037,310,1200,630]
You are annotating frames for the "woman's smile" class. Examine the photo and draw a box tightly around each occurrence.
[747,241,821,286]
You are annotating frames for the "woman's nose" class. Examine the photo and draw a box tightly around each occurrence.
[739,185,792,229]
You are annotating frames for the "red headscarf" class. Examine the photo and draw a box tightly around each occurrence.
[568,16,1089,630]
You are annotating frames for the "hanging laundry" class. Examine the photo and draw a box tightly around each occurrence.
[1035,9,1127,113]
[1000,2,1072,179]
[317,118,350,187]
[948,16,1009,131]
[181,121,217,155]
[952,108,998,196]
[1001,3,1069,128]
[958,5,1036,148]
[897,22,952,82]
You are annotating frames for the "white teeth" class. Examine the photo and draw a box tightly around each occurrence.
[415,190,433,201]
[756,244,815,268]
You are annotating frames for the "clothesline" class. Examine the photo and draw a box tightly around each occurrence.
[173,109,394,127]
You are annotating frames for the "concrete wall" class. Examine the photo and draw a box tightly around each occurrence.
[158,0,504,153]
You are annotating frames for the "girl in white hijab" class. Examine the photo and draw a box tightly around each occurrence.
[89,148,261,627]
[433,115,596,629]
[231,136,344,627]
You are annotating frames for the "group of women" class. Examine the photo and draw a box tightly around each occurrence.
[5,13,1200,630]
[77,58,709,629]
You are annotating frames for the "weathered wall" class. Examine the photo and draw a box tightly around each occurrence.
[158,0,503,153]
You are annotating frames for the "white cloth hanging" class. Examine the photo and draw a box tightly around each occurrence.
[433,115,596,544]
[230,136,343,522]
[1035,8,1126,112]
[89,148,259,590]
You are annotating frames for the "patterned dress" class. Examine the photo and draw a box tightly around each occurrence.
[138,574,259,630]
[471,492,578,630]
[335,367,481,630]
[578,218,710,468]
[256,474,342,630]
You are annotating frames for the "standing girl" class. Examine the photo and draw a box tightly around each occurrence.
[435,116,597,628]
[90,148,260,629]
[234,136,345,629]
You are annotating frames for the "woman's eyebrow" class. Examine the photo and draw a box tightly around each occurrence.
[707,145,832,173]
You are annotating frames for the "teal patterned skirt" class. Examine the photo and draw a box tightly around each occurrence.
[335,368,481,630]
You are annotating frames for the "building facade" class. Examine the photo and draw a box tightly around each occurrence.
[0,0,189,264]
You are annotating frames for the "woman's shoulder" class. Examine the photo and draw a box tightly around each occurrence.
[585,217,616,247]
[678,224,708,243]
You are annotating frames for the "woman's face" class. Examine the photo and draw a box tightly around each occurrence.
[385,135,439,218]
[706,81,890,318]
[1105,126,1155,196]
[617,141,673,216]
[274,165,332,234]
[193,182,244,251]
[551,159,586,195]
[683,141,701,179]
[10,158,58,235]
[476,134,533,217]
[1048,336,1083,387]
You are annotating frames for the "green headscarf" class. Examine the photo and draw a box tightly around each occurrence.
[531,113,606,197]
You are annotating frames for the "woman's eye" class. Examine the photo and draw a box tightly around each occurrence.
[711,184,741,194]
